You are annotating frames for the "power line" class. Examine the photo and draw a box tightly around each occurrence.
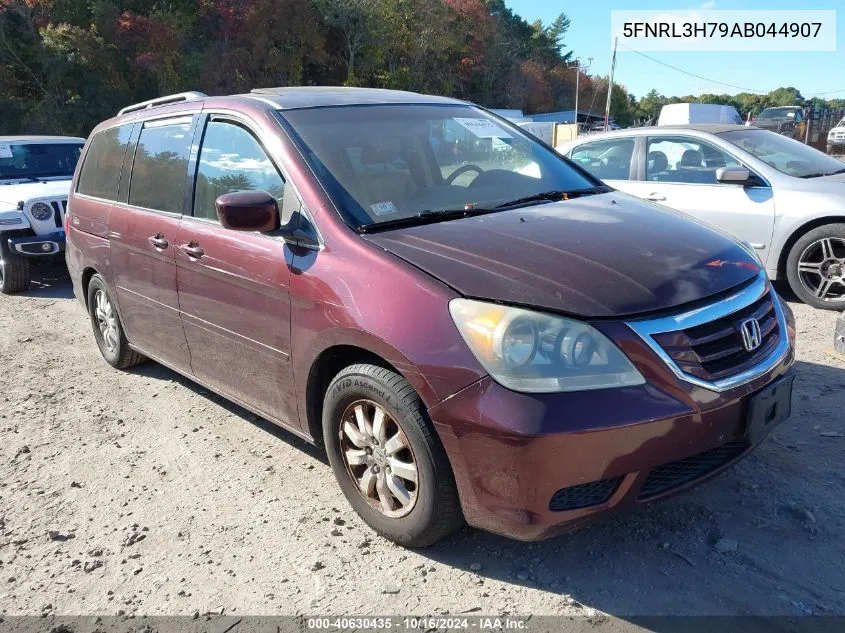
[806,88,845,96]
[617,42,768,94]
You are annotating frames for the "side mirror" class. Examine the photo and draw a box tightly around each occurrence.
[215,191,280,232]
[716,166,751,184]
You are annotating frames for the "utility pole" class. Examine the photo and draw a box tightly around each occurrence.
[573,57,592,133]
[604,37,618,132]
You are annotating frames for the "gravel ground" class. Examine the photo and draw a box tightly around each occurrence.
[1,267,844,623]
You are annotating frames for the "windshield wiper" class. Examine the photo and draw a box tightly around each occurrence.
[494,186,611,210]
[800,167,845,179]
[357,207,498,233]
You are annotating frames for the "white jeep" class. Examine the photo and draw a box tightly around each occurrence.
[0,136,85,294]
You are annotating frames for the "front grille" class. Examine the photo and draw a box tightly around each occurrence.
[652,290,780,381]
[549,477,621,511]
[638,441,747,499]
[49,199,67,229]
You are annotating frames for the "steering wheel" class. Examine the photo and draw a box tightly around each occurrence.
[446,164,484,185]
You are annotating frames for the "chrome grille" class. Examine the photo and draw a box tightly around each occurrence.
[626,272,790,392]
[652,291,780,381]
[49,199,68,229]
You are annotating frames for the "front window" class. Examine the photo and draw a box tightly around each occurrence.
[646,136,742,184]
[758,107,799,121]
[279,104,598,229]
[0,142,83,181]
[721,129,845,178]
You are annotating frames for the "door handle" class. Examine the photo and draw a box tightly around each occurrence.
[646,193,666,202]
[179,242,205,259]
[148,234,169,249]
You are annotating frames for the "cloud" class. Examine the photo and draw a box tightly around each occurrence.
[699,1,715,8]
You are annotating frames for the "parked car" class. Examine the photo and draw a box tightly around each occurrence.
[657,103,743,126]
[755,106,806,140]
[67,89,795,546]
[0,135,85,293]
[827,117,845,155]
[558,124,845,310]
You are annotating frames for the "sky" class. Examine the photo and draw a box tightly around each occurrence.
[504,0,845,101]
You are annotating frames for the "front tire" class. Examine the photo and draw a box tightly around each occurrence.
[0,246,31,294]
[323,364,463,547]
[87,274,146,369]
[786,223,845,310]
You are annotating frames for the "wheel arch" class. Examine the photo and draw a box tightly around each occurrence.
[304,344,408,446]
[81,266,98,308]
[776,215,845,279]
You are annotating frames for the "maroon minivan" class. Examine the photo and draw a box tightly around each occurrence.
[66,88,796,546]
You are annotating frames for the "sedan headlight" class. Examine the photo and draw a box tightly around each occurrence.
[449,299,645,393]
[29,202,53,222]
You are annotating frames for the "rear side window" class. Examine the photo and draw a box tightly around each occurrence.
[193,121,285,222]
[569,139,634,181]
[128,119,192,213]
[76,126,132,200]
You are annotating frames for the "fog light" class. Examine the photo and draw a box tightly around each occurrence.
[41,243,52,252]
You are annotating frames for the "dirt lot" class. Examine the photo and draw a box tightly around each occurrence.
[1,267,844,623]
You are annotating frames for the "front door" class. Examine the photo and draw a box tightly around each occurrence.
[174,116,298,425]
[623,135,776,263]
[110,116,195,372]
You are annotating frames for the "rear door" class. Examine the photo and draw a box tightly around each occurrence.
[567,136,639,194]
[109,115,196,372]
[173,113,299,426]
[622,135,776,259]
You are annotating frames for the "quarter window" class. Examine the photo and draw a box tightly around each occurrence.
[569,139,635,181]
[646,137,741,184]
[193,121,285,222]
[76,126,132,200]
[128,119,193,213]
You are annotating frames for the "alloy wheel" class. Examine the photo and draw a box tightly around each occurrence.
[797,237,845,302]
[339,399,419,518]
[94,289,119,353]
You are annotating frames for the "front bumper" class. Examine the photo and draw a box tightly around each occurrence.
[6,231,65,257]
[429,283,796,541]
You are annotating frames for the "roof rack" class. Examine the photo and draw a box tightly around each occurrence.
[117,91,207,116]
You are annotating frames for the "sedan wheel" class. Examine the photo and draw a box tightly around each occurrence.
[786,224,845,310]
[797,237,845,303]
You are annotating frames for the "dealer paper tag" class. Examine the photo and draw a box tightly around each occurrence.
[452,118,513,139]
[371,201,398,216]
[0,144,13,159]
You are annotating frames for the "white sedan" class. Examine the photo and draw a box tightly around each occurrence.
[557,124,845,310]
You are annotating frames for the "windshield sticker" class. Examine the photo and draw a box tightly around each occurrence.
[371,201,398,216]
[452,118,513,139]
[0,144,13,159]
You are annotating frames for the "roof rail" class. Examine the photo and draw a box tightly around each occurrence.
[117,91,207,116]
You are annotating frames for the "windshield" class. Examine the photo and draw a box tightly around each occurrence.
[720,129,845,178]
[279,104,598,229]
[758,108,798,121]
[0,142,83,181]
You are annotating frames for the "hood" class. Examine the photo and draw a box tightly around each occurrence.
[0,180,73,208]
[364,193,761,318]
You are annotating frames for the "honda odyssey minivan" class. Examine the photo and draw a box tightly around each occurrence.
[66,88,796,546]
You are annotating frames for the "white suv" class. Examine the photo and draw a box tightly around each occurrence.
[0,136,84,293]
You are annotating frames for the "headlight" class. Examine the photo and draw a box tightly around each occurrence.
[449,299,645,393]
[29,202,53,222]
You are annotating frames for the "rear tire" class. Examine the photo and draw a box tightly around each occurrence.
[87,274,146,369]
[786,223,845,310]
[323,363,464,547]
[0,246,31,294]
